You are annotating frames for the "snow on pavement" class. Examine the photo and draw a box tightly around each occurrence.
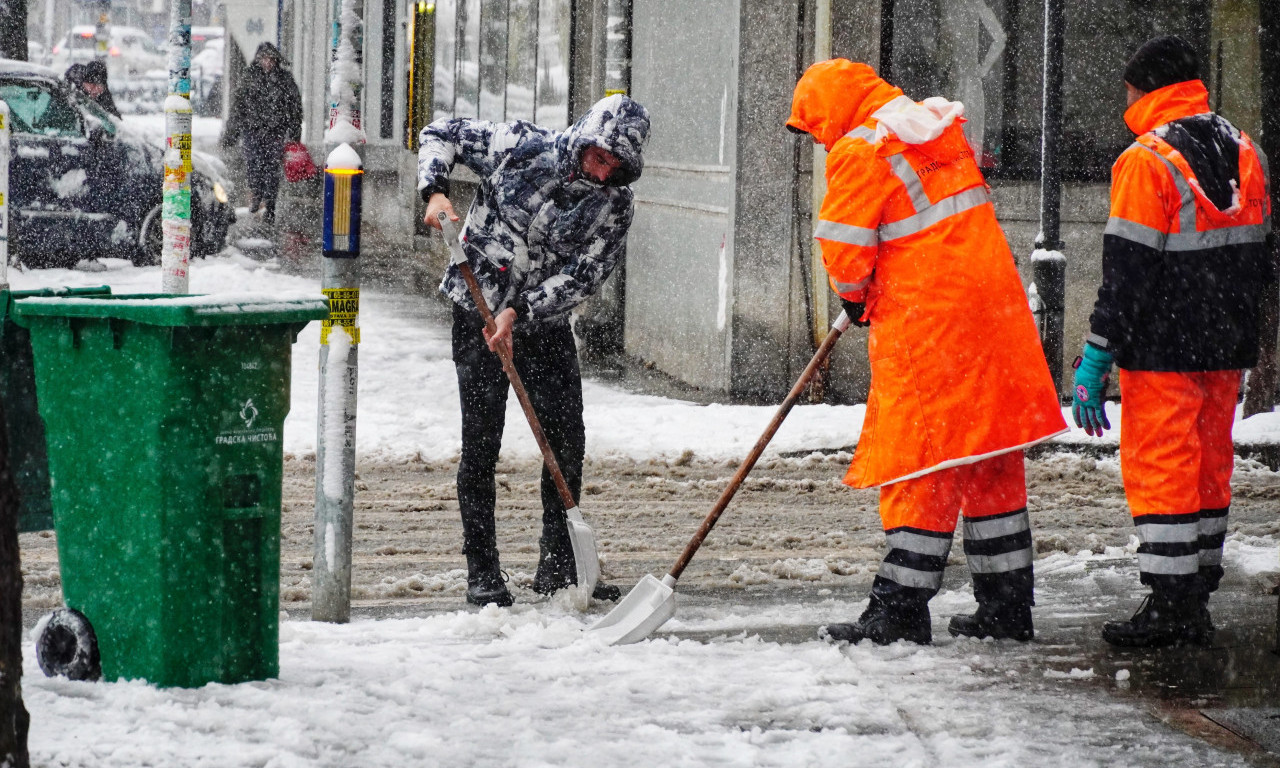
[9,255,1269,766]
[22,593,1243,768]
[6,256,867,464]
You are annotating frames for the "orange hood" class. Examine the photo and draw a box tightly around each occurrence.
[1124,79,1211,135]
[787,59,904,151]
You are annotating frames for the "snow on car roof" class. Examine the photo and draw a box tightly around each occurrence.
[0,57,63,80]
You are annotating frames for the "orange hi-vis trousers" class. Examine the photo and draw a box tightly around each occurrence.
[874,451,1032,597]
[1119,369,1239,593]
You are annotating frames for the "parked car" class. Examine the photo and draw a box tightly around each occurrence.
[49,25,166,85]
[0,60,232,267]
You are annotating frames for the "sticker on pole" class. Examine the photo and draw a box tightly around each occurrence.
[322,287,360,344]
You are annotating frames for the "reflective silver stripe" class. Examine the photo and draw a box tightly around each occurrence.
[814,219,878,247]
[1197,515,1229,536]
[962,512,1029,542]
[1136,521,1198,544]
[1086,333,1110,349]
[1134,142,1198,235]
[833,278,868,294]
[877,561,944,590]
[1199,549,1224,566]
[879,187,990,242]
[1138,552,1200,575]
[885,530,953,558]
[886,153,932,212]
[845,125,876,143]
[1165,223,1269,251]
[966,549,1034,574]
[1104,216,1165,249]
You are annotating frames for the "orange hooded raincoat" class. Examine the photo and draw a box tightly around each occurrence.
[788,60,1066,489]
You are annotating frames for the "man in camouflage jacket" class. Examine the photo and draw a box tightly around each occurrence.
[418,94,650,607]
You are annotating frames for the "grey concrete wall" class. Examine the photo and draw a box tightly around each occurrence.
[624,0,738,393]
[726,0,806,401]
[995,181,1110,400]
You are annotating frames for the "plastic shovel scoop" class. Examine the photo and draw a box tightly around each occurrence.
[587,310,852,644]
[438,212,599,607]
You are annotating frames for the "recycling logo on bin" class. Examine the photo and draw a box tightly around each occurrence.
[216,397,277,446]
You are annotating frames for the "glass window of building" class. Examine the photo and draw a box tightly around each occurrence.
[425,0,572,129]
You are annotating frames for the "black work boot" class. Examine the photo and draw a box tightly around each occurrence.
[466,553,513,607]
[532,547,622,602]
[948,569,1035,641]
[948,603,1033,641]
[820,593,932,646]
[1101,591,1213,648]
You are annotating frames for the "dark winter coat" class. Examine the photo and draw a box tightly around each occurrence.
[227,46,302,143]
[65,62,119,119]
[417,95,650,324]
[1088,80,1273,371]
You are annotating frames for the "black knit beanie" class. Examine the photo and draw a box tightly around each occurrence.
[1123,36,1199,93]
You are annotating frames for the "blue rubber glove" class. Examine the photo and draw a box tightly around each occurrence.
[1071,343,1113,437]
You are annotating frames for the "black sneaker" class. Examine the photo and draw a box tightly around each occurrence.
[1101,593,1213,648]
[948,603,1033,641]
[466,568,513,607]
[820,595,931,646]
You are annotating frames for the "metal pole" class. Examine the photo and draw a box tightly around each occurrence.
[93,0,108,62]
[313,0,366,624]
[0,102,10,290]
[1033,0,1066,395]
[160,0,193,294]
[43,0,52,65]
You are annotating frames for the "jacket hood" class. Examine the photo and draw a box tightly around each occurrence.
[558,94,650,186]
[1124,79,1209,135]
[787,59,903,150]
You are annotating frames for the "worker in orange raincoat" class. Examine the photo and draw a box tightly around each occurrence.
[1073,37,1272,648]
[787,59,1066,645]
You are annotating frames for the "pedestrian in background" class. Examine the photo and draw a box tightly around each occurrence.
[224,42,301,225]
[418,95,649,607]
[787,59,1066,646]
[1073,36,1272,648]
[65,61,119,119]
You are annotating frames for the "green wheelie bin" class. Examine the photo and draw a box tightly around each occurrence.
[13,293,329,688]
[0,286,111,533]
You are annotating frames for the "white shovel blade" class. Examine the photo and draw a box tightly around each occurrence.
[566,506,600,606]
[585,573,677,646]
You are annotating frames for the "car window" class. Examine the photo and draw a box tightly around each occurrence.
[0,82,82,138]
[76,95,117,136]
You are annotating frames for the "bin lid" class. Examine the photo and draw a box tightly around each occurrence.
[2,286,111,319]
[12,292,331,327]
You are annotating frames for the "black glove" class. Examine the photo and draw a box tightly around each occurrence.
[841,298,870,327]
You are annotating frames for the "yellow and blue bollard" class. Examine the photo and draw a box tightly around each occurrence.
[323,145,363,257]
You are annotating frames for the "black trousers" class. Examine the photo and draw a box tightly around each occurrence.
[452,303,585,565]
[242,130,284,213]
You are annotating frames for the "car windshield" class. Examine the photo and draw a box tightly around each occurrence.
[0,82,82,137]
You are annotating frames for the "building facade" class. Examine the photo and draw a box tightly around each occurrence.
[269,0,1276,404]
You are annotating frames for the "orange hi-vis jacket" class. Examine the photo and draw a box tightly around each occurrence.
[787,60,1066,488]
[1088,80,1272,371]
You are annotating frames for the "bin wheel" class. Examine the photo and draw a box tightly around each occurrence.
[36,608,102,681]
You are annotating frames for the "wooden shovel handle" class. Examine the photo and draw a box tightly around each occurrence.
[455,260,579,512]
[668,318,848,581]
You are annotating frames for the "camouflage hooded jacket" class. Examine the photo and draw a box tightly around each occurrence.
[417,95,650,324]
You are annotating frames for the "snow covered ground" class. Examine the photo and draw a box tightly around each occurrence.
[10,254,1279,767]
[11,254,1280,467]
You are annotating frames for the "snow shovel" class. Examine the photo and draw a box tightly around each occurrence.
[438,213,600,606]
[587,309,854,645]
